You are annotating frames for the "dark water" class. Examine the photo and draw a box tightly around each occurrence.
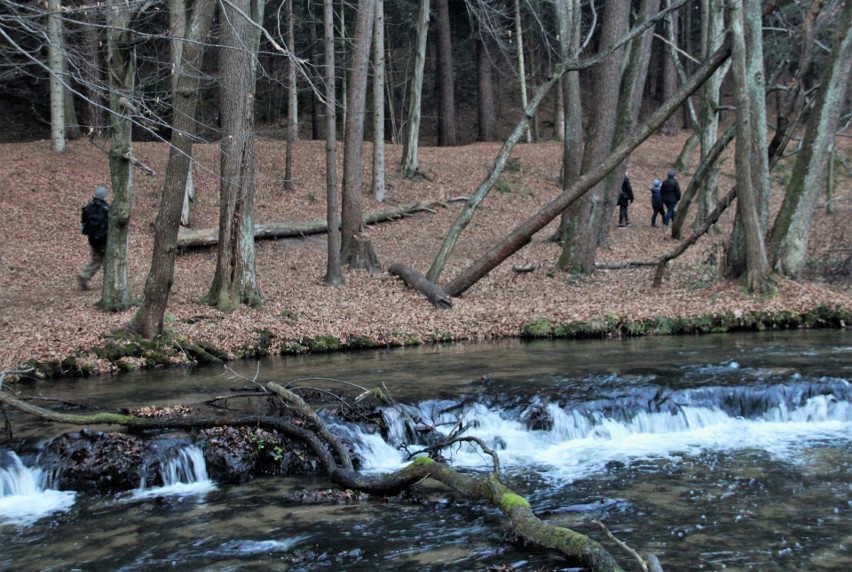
[2,330,851,571]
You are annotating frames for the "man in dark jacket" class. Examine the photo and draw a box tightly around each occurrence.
[617,174,634,227]
[78,186,110,290]
[661,169,681,227]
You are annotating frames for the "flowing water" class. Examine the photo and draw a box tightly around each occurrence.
[1,330,850,571]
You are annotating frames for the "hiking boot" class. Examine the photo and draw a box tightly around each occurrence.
[78,276,90,290]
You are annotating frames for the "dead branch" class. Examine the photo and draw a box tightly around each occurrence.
[388,263,452,309]
[176,201,446,249]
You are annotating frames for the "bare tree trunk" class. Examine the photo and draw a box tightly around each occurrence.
[596,0,660,246]
[371,0,386,202]
[556,0,584,250]
[476,35,498,142]
[341,0,379,269]
[514,0,531,143]
[47,0,65,153]
[659,5,679,135]
[697,0,726,228]
[309,6,323,140]
[170,0,197,229]
[284,0,298,192]
[206,0,264,311]
[401,0,429,177]
[434,0,457,147]
[100,0,136,311]
[558,1,630,273]
[768,1,851,277]
[727,0,770,293]
[323,0,344,285]
[79,6,106,135]
[129,0,216,338]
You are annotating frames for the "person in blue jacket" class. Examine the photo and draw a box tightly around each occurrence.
[650,178,665,227]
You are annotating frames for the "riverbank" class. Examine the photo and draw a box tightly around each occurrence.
[1,134,849,376]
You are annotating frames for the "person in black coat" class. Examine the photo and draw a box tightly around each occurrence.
[78,186,110,290]
[650,178,665,227]
[660,169,682,227]
[617,174,634,227]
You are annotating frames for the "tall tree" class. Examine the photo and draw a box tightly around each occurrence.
[47,0,65,153]
[476,33,498,142]
[129,0,216,338]
[727,0,770,293]
[513,0,531,143]
[768,0,852,277]
[696,0,727,228]
[434,0,457,146]
[557,1,630,273]
[100,0,138,311]
[371,0,386,202]
[170,0,197,227]
[401,0,430,177]
[205,0,265,311]
[659,4,680,135]
[324,0,343,285]
[284,0,298,193]
[341,0,380,269]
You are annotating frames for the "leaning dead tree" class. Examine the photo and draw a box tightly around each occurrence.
[0,381,656,572]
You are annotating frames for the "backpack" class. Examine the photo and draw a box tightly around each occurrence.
[82,199,109,243]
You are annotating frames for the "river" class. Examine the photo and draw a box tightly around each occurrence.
[2,330,851,570]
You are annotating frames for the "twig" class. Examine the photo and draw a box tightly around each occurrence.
[592,519,651,572]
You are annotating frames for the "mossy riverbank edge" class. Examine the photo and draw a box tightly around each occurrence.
[18,304,850,380]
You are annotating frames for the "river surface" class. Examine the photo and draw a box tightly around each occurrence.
[2,330,851,571]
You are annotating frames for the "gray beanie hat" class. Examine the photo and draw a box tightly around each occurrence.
[667,169,677,178]
[94,186,108,199]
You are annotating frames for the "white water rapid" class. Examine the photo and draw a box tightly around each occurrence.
[0,451,75,526]
[341,380,852,484]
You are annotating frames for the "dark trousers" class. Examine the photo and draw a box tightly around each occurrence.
[663,202,677,226]
[651,207,665,227]
[618,204,630,225]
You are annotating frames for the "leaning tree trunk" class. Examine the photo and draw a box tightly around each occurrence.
[558,1,630,274]
[323,0,343,285]
[129,0,216,338]
[727,0,770,293]
[100,0,136,312]
[205,0,264,312]
[442,22,747,298]
[434,0,457,146]
[341,0,379,270]
[768,0,852,277]
[401,0,430,177]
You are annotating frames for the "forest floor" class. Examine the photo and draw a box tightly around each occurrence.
[0,131,849,373]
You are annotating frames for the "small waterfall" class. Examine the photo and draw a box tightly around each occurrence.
[341,378,852,482]
[134,444,214,499]
[0,451,75,526]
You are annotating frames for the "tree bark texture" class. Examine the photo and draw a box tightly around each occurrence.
[129,0,216,338]
[341,0,376,266]
[434,0,458,146]
[389,263,452,308]
[401,0,430,177]
[284,0,298,193]
[206,0,264,311]
[323,0,343,285]
[48,0,65,153]
[768,1,852,277]
[476,35,498,142]
[101,0,136,312]
[371,0,386,202]
[558,1,630,273]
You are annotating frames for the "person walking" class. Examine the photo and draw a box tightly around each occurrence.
[78,186,110,290]
[660,169,682,227]
[617,174,634,227]
[650,178,665,227]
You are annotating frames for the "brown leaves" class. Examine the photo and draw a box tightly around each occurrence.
[0,134,849,372]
